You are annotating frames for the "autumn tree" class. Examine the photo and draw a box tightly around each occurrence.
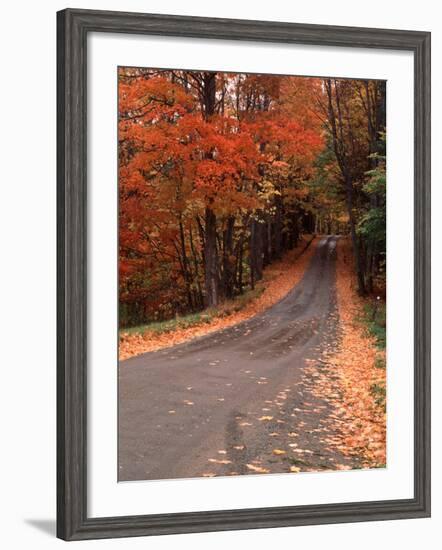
[316,78,386,295]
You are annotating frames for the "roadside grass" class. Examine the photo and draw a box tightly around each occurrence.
[360,301,386,350]
[370,382,386,412]
[119,286,265,339]
[374,356,386,370]
[120,311,214,337]
[359,299,386,413]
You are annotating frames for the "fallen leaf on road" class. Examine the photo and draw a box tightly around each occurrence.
[272,449,286,456]
[246,464,270,473]
[292,448,313,454]
[258,416,274,421]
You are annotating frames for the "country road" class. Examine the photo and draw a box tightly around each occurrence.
[119,235,358,481]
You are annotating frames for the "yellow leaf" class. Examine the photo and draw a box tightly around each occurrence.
[246,464,270,473]
[208,458,232,465]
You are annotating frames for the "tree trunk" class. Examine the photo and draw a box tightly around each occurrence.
[204,207,219,307]
[178,220,194,311]
[237,237,244,294]
[273,195,283,259]
[201,71,220,307]
[249,217,263,288]
[263,218,272,265]
[221,216,235,299]
[189,225,204,308]
[345,177,366,295]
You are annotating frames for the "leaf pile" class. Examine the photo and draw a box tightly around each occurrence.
[303,238,386,467]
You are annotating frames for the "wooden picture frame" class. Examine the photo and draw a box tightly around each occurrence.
[57,8,431,541]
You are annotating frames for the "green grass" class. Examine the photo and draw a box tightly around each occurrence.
[219,286,265,315]
[120,311,215,337]
[370,382,386,412]
[374,356,386,370]
[360,301,386,350]
[119,285,265,338]
[287,457,310,467]
[359,300,386,414]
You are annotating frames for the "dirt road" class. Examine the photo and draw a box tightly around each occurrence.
[119,236,358,481]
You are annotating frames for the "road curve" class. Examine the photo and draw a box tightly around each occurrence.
[119,235,350,481]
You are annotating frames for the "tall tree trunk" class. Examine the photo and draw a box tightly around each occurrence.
[263,217,272,266]
[221,216,235,298]
[204,206,219,307]
[344,177,366,295]
[325,78,366,295]
[273,195,283,259]
[189,225,204,309]
[201,72,220,307]
[237,237,244,295]
[249,216,263,289]
[178,220,194,311]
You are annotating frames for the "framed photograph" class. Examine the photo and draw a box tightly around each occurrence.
[57,8,431,541]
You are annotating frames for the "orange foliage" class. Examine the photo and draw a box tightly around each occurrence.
[118,70,325,325]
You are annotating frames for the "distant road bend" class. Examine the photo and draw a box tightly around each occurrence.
[119,235,355,481]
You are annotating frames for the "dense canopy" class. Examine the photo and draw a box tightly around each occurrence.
[118,68,386,327]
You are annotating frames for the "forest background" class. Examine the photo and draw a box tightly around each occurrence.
[118,69,386,328]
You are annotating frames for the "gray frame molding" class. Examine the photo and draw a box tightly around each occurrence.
[57,8,431,541]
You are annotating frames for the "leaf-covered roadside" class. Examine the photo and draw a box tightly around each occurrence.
[119,236,317,360]
[303,238,386,468]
